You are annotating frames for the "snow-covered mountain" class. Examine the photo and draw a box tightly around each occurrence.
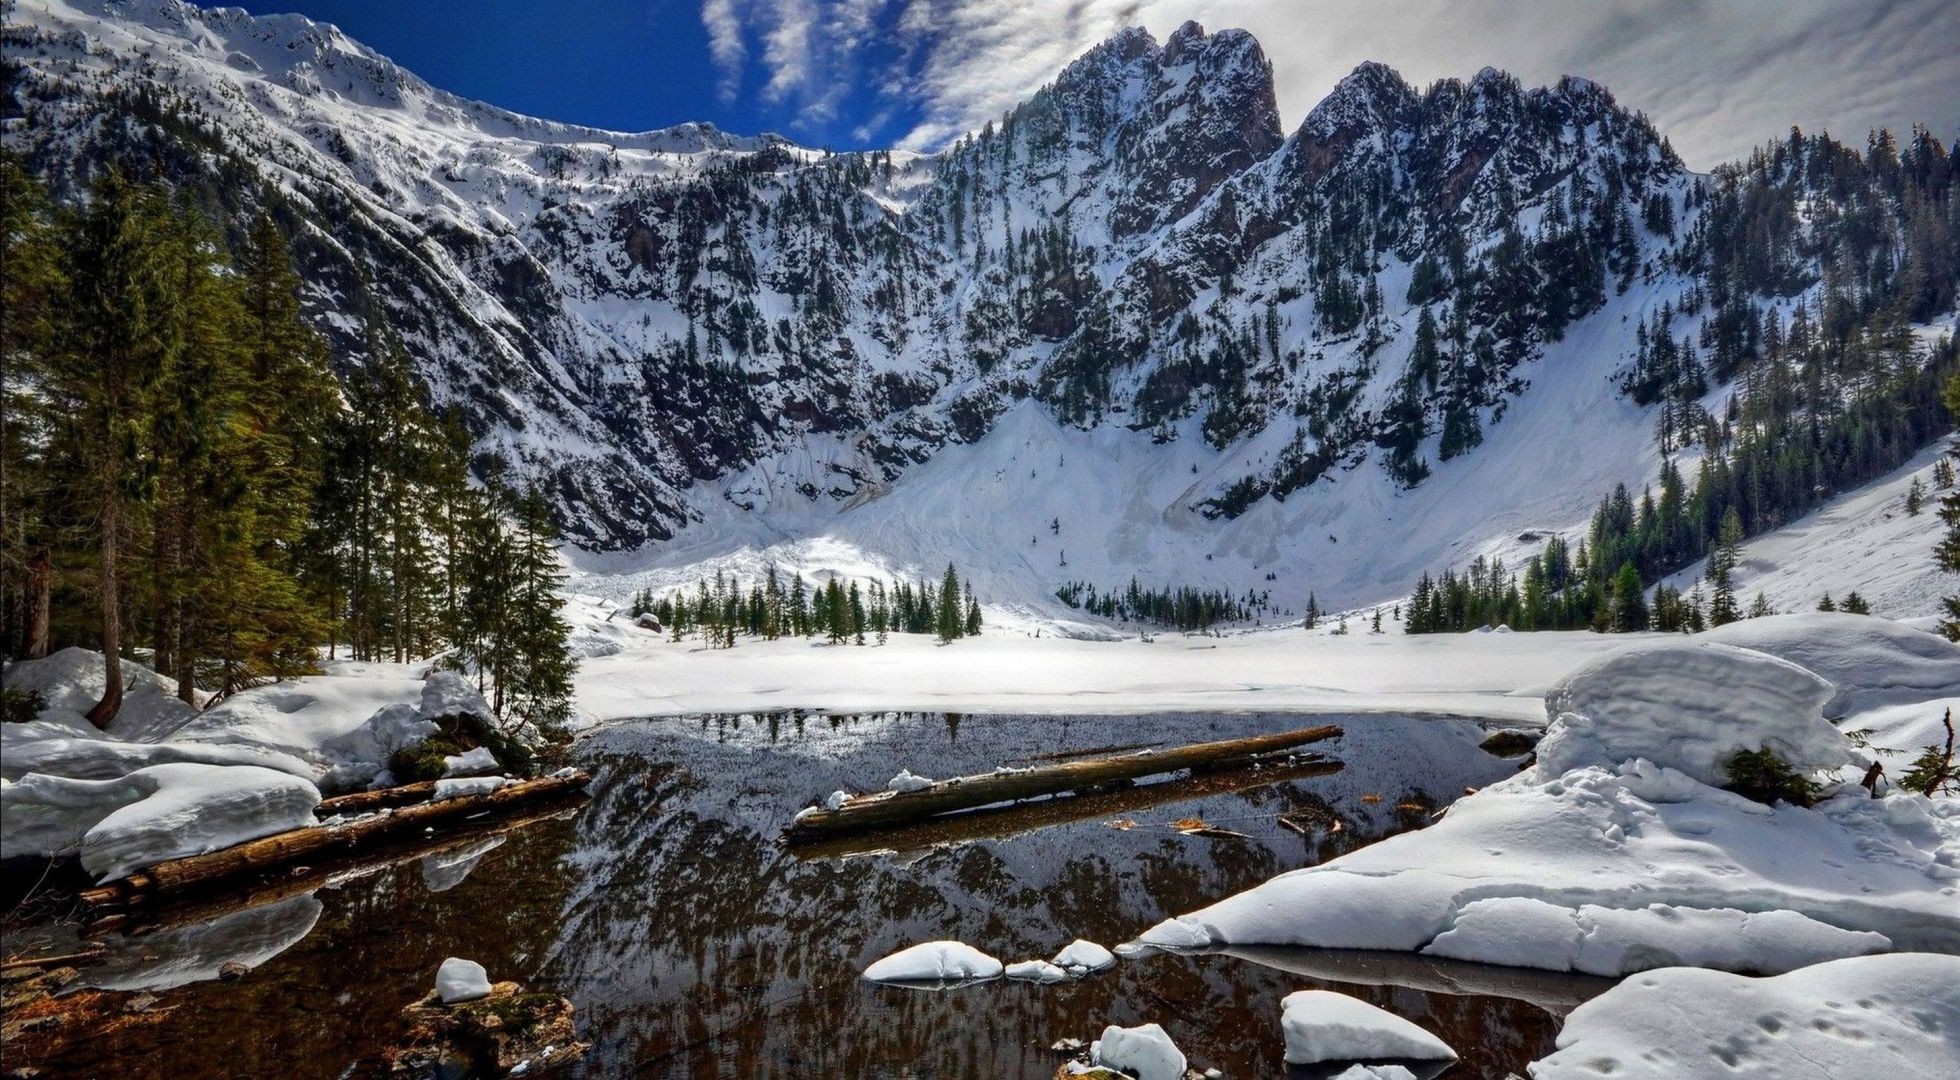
[5,0,1950,612]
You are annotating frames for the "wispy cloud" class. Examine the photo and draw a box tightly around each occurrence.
[704,0,1960,165]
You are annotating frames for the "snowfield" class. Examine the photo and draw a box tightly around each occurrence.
[1133,620,1960,976]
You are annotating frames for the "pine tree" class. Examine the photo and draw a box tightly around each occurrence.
[1708,507,1744,626]
[1839,591,1871,615]
[1906,477,1925,515]
[0,154,64,662]
[1610,561,1648,632]
[1817,593,1837,612]
[1939,373,1960,641]
[937,563,963,643]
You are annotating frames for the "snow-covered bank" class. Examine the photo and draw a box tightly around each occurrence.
[1528,953,1960,1079]
[572,621,1679,723]
[1133,621,1960,975]
[1,650,519,876]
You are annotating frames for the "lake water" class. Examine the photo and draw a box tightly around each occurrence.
[22,711,1610,1077]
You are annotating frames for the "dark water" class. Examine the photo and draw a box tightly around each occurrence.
[23,712,1605,1078]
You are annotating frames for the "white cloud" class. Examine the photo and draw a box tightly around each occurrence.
[700,0,747,102]
[707,0,1960,166]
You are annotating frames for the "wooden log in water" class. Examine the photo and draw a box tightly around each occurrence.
[784,724,1341,838]
[790,756,1344,860]
[80,770,590,907]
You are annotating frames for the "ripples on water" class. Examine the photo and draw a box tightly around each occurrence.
[33,711,1603,1077]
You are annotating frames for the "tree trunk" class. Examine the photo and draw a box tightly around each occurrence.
[85,495,122,729]
[24,549,51,659]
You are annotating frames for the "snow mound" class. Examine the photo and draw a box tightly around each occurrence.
[1052,939,1117,974]
[442,746,499,777]
[1093,1023,1186,1080]
[1702,613,1960,718]
[1280,989,1457,1065]
[420,671,496,722]
[1528,953,1960,1079]
[1539,641,1850,787]
[1,647,199,740]
[1005,959,1070,983]
[862,941,1004,986]
[2,733,315,783]
[437,957,493,1003]
[1426,898,1889,976]
[1133,760,1960,972]
[7,763,323,881]
[887,768,935,793]
[168,673,424,766]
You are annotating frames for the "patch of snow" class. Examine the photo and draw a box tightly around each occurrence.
[0,762,322,881]
[862,940,1004,986]
[824,789,852,810]
[436,957,492,1003]
[886,768,935,793]
[441,746,500,777]
[1004,959,1071,983]
[1,647,200,741]
[1528,953,1960,1079]
[1701,613,1960,718]
[1330,1066,1418,1080]
[1052,939,1116,974]
[1280,989,1457,1065]
[433,776,509,801]
[1539,640,1850,788]
[1092,1023,1187,1080]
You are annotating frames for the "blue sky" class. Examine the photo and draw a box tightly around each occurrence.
[218,1,1960,167]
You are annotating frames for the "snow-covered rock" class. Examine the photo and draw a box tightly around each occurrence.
[1539,640,1851,787]
[862,941,1004,986]
[0,762,321,880]
[1280,989,1457,1065]
[1092,1023,1186,1080]
[1004,959,1070,983]
[1,647,199,740]
[1702,613,1960,718]
[436,957,493,1004]
[886,769,935,793]
[1052,939,1116,974]
[1528,953,1960,1079]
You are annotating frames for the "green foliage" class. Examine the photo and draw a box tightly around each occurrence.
[1898,709,1957,797]
[1054,578,1279,631]
[1,686,46,725]
[1722,746,1823,807]
[650,564,983,647]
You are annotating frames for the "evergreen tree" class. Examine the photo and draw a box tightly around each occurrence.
[1709,508,1744,626]
[937,563,963,643]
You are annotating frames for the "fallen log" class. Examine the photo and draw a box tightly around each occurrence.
[314,780,442,816]
[81,770,589,908]
[790,756,1343,860]
[785,724,1340,838]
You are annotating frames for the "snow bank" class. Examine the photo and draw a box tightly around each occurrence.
[1052,939,1116,974]
[1528,953,1960,1079]
[2,647,199,740]
[437,957,493,1003]
[2,732,315,783]
[1539,640,1850,787]
[1092,1023,1186,1080]
[1702,613,1960,718]
[862,940,1003,986]
[1279,989,1457,1065]
[1134,759,1959,972]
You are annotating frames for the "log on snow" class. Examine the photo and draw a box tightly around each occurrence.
[315,780,442,816]
[785,724,1340,837]
[84,771,590,905]
[790,756,1343,860]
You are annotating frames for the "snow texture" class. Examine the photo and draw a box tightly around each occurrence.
[1528,953,1960,1079]
[862,941,1004,986]
[442,746,500,777]
[886,769,935,793]
[1279,989,1458,1065]
[436,957,493,1003]
[433,776,509,801]
[1052,939,1117,974]
[1004,960,1071,984]
[1538,640,1851,788]
[1093,1023,1187,1080]
[0,763,322,881]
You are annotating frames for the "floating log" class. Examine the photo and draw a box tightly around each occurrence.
[81,770,589,909]
[790,757,1343,861]
[785,724,1340,838]
[314,780,443,816]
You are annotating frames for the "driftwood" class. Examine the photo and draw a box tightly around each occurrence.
[785,724,1340,838]
[80,771,589,909]
[790,756,1343,860]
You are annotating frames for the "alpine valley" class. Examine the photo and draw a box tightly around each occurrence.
[4,0,1954,616]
